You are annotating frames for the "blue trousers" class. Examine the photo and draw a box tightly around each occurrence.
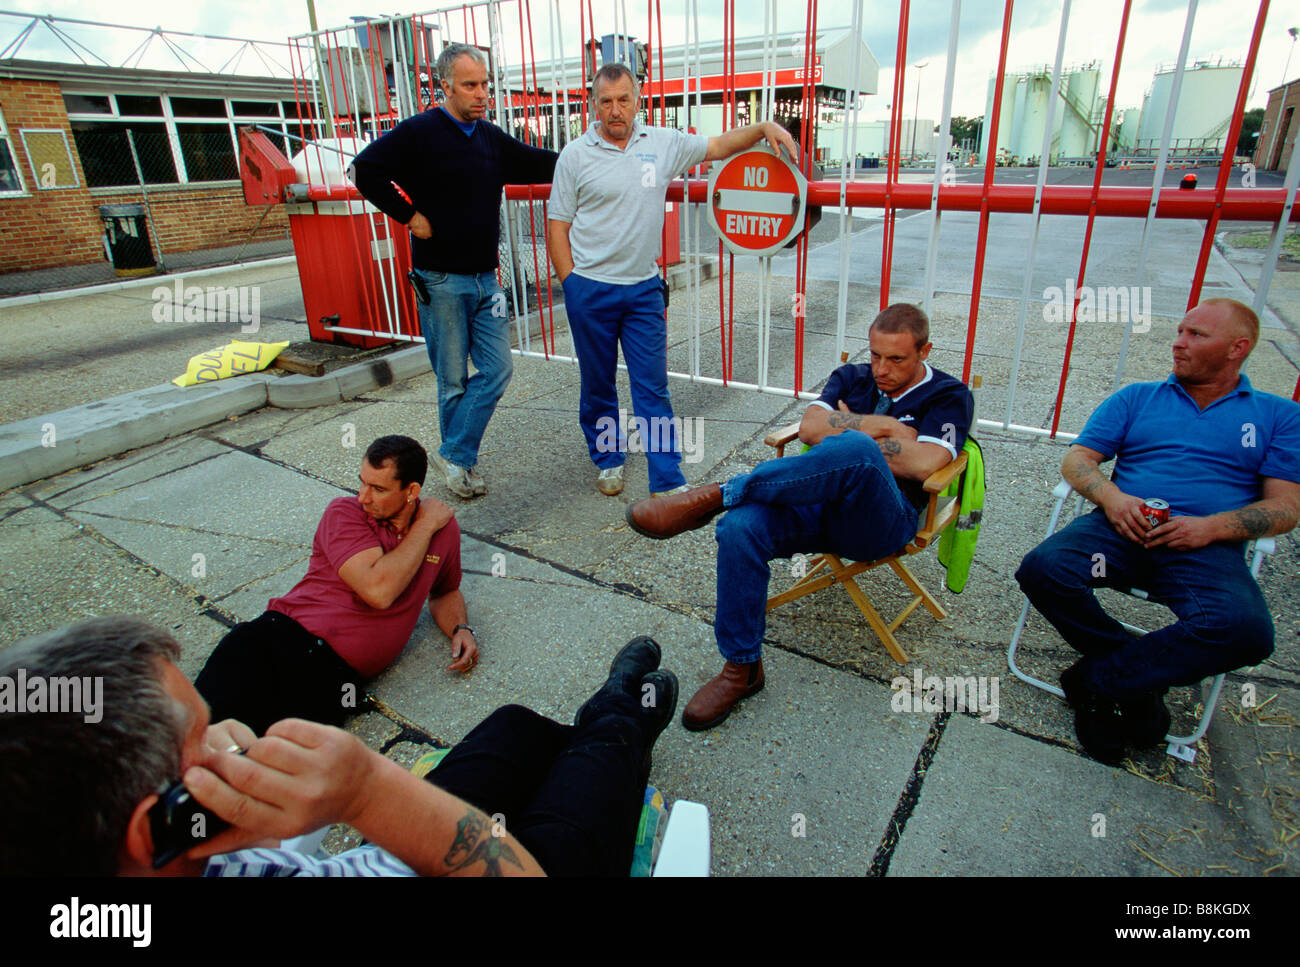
[714,431,920,663]
[563,273,685,492]
[1015,509,1274,699]
[416,269,513,468]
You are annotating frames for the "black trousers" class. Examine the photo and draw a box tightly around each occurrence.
[195,610,364,738]
[425,691,651,877]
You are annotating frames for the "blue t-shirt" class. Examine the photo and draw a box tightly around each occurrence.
[813,362,975,507]
[1074,374,1300,518]
[441,107,477,136]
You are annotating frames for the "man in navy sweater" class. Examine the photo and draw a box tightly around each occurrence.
[350,44,557,499]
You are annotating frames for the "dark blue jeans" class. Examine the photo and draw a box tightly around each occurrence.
[1015,509,1274,699]
[713,431,920,663]
[425,694,649,877]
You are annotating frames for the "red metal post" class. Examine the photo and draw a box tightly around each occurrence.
[961,0,1015,384]
[656,0,665,127]
[881,0,910,310]
[1049,0,1133,436]
[1186,0,1271,310]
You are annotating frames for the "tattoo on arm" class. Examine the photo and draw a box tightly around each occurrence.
[1064,453,1108,501]
[827,412,863,432]
[443,810,525,877]
[1231,506,1279,540]
[879,438,902,456]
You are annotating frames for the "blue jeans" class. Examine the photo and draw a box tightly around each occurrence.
[713,431,920,663]
[1015,509,1274,699]
[416,269,513,468]
[562,273,685,492]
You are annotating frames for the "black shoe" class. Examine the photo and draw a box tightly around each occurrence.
[1118,690,1171,747]
[640,670,679,740]
[639,669,679,777]
[575,636,662,726]
[1059,659,1093,710]
[1074,698,1128,766]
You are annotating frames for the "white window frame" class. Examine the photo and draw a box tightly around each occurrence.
[63,90,291,188]
[0,107,28,197]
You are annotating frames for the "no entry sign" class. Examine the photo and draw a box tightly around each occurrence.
[706,147,808,257]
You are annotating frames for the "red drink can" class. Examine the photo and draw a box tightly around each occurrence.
[1142,498,1170,528]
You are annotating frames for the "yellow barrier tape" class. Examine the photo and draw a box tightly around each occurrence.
[172,340,289,388]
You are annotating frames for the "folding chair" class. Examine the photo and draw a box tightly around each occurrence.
[1007,479,1275,763]
[761,421,968,664]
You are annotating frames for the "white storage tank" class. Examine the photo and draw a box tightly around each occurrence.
[981,64,1103,162]
[1136,61,1243,156]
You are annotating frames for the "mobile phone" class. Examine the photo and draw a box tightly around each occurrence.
[408,270,430,305]
[148,775,230,869]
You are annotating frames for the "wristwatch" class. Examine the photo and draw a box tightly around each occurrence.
[453,624,475,639]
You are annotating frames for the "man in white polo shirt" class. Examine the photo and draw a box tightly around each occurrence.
[547,62,797,497]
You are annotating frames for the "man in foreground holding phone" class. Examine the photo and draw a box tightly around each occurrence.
[0,616,677,876]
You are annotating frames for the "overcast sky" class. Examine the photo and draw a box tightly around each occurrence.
[3,0,1296,120]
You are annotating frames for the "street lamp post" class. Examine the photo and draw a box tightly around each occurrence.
[910,61,928,163]
[1284,27,1298,84]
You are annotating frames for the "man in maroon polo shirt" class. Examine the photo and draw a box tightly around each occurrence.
[195,435,473,735]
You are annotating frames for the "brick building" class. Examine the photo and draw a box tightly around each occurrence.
[1253,76,1298,171]
[0,59,301,278]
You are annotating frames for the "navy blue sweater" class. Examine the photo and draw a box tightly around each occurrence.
[349,108,557,274]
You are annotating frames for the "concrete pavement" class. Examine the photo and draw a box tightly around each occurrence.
[1,217,1297,876]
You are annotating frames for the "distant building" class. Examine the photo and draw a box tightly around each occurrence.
[0,58,297,277]
[1255,77,1299,171]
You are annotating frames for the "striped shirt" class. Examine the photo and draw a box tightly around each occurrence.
[203,845,416,877]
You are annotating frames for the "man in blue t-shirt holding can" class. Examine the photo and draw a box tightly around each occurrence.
[626,304,975,730]
[1016,298,1300,764]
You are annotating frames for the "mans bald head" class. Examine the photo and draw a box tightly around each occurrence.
[1199,298,1259,350]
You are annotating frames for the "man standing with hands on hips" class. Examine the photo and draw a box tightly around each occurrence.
[547,62,798,497]
[351,44,557,499]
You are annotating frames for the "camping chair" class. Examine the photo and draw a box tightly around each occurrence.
[761,421,968,664]
[1007,479,1276,763]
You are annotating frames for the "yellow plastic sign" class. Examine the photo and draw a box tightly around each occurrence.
[172,340,289,387]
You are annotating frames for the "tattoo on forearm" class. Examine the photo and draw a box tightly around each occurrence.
[1231,507,1278,539]
[879,438,902,456]
[443,810,524,876]
[1065,453,1107,500]
[827,412,863,432]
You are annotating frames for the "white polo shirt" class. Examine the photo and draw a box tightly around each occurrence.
[549,120,708,285]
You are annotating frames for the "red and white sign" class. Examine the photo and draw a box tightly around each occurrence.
[706,147,808,257]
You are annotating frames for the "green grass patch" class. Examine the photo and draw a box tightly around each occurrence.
[1226,230,1300,258]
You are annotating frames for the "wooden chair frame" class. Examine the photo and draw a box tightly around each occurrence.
[761,421,968,664]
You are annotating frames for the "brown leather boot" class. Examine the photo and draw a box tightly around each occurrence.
[626,483,724,540]
[681,659,765,731]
